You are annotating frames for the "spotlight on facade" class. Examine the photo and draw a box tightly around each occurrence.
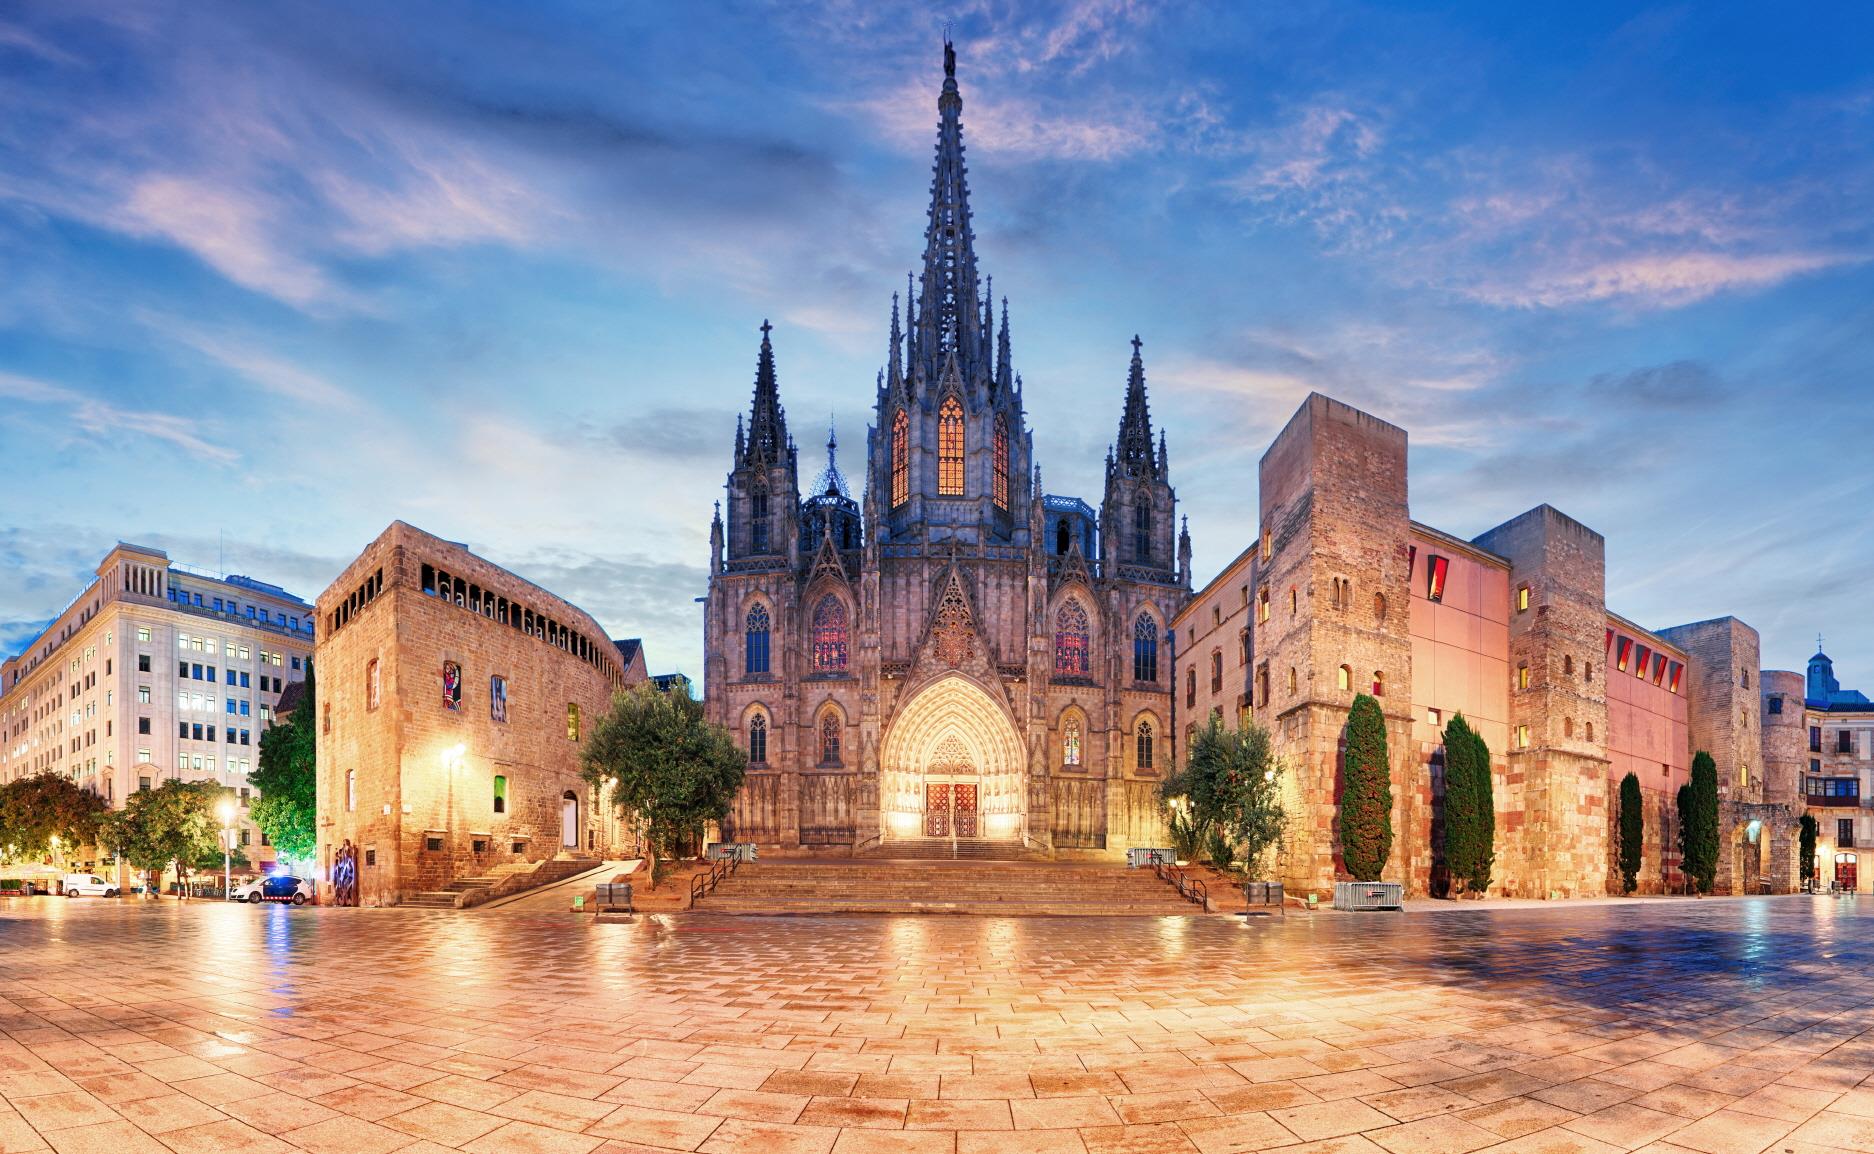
[441,743,467,769]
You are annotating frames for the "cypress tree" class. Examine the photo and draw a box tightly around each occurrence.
[1618,772,1643,895]
[1441,714,1495,896]
[1799,813,1817,889]
[1688,751,1719,894]
[1339,693,1393,882]
[1675,782,1693,892]
[1463,724,1495,894]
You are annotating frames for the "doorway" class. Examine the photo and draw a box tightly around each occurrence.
[561,791,579,848]
[1836,853,1858,892]
[922,781,979,838]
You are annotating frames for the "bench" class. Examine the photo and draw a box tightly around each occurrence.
[593,882,634,912]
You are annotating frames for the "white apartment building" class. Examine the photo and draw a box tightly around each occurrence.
[0,543,314,870]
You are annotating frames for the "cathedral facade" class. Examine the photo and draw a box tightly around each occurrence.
[703,44,1189,858]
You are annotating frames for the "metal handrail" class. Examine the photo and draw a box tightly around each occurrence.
[689,852,740,908]
[1152,860,1209,910]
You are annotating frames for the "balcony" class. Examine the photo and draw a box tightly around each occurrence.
[1804,778,1861,808]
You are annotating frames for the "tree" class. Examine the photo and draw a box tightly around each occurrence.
[1799,813,1818,890]
[1339,693,1393,882]
[580,683,746,888]
[1441,714,1494,896]
[98,780,226,898]
[1171,716,1287,878]
[1618,772,1644,895]
[1675,782,1693,893]
[0,773,107,862]
[1686,751,1720,894]
[251,668,317,865]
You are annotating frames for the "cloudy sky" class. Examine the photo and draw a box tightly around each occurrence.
[1,1,1870,686]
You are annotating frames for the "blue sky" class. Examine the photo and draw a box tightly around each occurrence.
[1,1,1870,686]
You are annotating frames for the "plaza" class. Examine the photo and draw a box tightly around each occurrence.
[5,898,1874,1153]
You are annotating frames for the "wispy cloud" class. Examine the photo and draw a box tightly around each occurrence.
[0,371,238,464]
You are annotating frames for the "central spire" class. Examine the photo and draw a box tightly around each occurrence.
[914,36,985,383]
[1114,335,1158,478]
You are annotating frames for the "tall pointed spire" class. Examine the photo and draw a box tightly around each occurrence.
[742,319,789,467]
[1114,334,1157,478]
[887,292,903,387]
[996,297,1012,395]
[915,35,985,382]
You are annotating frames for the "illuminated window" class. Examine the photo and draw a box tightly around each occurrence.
[1261,525,1272,561]
[1516,585,1530,612]
[493,775,507,814]
[1516,724,1530,749]
[1372,670,1384,697]
[1633,645,1651,677]
[1616,637,1632,673]
[819,711,842,766]
[1337,664,1351,691]
[938,396,964,495]
[891,409,909,507]
[1257,587,1270,624]
[1426,555,1450,602]
[1516,663,1530,690]
[566,702,580,742]
[1654,654,1668,685]
[1132,615,1159,682]
[1136,720,1155,770]
[1054,600,1091,677]
[1286,667,1298,695]
[810,596,848,673]
[1427,707,1442,728]
[744,604,771,676]
[748,713,767,763]
[1062,716,1082,766]
[366,658,381,710]
[993,416,1009,510]
[1239,627,1250,667]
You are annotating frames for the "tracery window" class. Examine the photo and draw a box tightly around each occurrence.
[751,487,770,553]
[810,596,848,673]
[744,604,771,676]
[748,712,767,763]
[1132,614,1158,682]
[819,711,841,766]
[993,415,1010,510]
[891,409,909,507]
[1134,505,1151,562]
[1062,715,1082,766]
[1054,600,1090,677]
[938,396,964,495]
[1136,720,1155,770]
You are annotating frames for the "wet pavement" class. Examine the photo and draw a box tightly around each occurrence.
[4,894,1874,1153]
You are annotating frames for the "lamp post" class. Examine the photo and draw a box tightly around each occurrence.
[216,797,236,900]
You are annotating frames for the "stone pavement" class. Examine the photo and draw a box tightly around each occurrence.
[5,895,1874,1153]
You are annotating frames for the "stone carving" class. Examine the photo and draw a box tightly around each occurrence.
[931,581,974,667]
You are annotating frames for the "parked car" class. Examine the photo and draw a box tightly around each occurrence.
[231,875,312,905]
[60,874,121,897]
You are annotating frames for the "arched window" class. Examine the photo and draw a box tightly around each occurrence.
[1564,717,1574,739]
[1136,720,1155,770]
[1134,505,1151,562]
[751,485,770,553]
[744,604,771,676]
[1374,592,1387,623]
[1586,721,1595,742]
[1286,667,1298,695]
[819,711,841,766]
[891,409,909,507]
[747,712,768,764]
[993,415,1009,510]
[1337,664,1351,691]
[1372,670,1385,697]
[346,768,355,812]
[938,396,964,495]
[1062,715,1082,766]
[1056,518,1071,555]
[1239,627,1250,667]
[1186,667,1196,708]
[493,775,507,814]
[1133,615,1158,682]
[1210,650,1223,693]
[1563,655,1574,676]
[810,596,848,673]
[1054,600,1090,677]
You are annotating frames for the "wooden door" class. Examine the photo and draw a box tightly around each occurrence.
[952,783,978,837]
[924,783,951,837]
[1838,854,1858,892]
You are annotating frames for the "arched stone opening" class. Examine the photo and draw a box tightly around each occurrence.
[879,674,1027,842]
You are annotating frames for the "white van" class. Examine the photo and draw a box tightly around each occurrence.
[61,874,120,897]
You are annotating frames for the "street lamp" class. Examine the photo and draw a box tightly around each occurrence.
[216,797,237,900]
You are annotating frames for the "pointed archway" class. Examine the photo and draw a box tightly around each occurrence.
[879,674,1027,842]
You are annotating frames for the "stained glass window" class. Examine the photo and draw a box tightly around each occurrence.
[811,595,848,673]
[938,396,964,495]
[891,409,909,507]
[748,712,767,763]
[1054,599,1090,677]
[1136,720,1155,770]
[1133,615,1158,682]
[1062,716,1082,766]
[744,604,771,676]
[820,711,841,765]
[993,415,1009,510]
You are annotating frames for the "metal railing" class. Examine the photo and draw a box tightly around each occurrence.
[1153,860,1208,909]
[688,853,740,908]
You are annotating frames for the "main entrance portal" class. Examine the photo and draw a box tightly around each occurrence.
[879,674,1026,844]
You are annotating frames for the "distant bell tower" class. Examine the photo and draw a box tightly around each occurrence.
[724,321,801,566]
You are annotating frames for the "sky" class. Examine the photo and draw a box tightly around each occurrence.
[1,1,1871,688]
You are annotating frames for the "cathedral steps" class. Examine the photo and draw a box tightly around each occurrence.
[699,860,1204,916]
[858,838,1046,862]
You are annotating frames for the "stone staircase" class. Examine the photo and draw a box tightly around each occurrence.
[699,859,1206,916]
[403,854,602,909]
[858,838,1046,862]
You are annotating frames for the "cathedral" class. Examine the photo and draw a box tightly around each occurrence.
[703,42,1190,857]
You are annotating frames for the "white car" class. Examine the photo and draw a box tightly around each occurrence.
[61,874,120,897]
[231,875,312,905]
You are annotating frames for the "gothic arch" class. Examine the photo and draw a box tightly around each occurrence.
[879,673,1027,841]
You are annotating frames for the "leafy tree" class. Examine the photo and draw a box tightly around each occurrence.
[1339,693,1393,882]
[1687,751,1720,894]
[251,668,317,865]
[1163,717,1288,877]
[581,683,746,888]
[1618,772,1644,895]
[1799,813,1818,889]
[1441,714,1494,896]
[99,780,226,898]
[0,773,107,862]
